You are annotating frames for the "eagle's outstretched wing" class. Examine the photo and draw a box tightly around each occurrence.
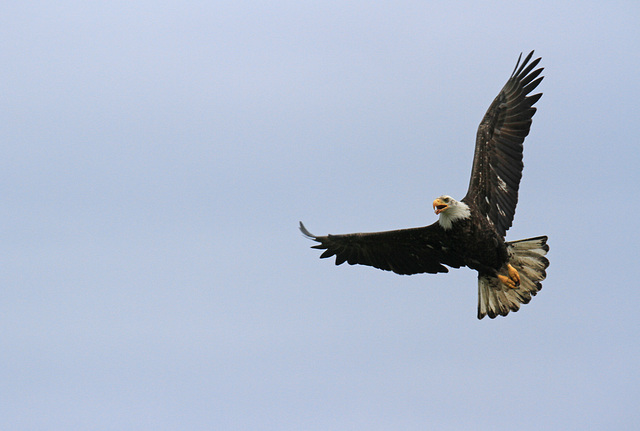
[463,51,543,237]
[299,221,465,275]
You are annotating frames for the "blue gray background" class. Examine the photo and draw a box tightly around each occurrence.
[2,1,638,429]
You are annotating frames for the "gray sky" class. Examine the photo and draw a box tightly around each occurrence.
[2,1,639,430]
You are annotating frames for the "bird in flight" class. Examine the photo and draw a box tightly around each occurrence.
[300,51,548,319]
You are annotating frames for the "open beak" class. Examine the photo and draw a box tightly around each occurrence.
[433,198,448,215]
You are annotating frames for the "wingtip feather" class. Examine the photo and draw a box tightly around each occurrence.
[299,221,316,240]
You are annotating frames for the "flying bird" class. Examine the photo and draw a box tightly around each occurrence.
[300,51,549,319]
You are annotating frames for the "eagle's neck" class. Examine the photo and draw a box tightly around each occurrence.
[438,201,471,230]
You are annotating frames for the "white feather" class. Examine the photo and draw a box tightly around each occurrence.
[477,236,549,319]
[436,196,471,230]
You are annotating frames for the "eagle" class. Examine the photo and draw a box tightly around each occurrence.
[300,51,549,319]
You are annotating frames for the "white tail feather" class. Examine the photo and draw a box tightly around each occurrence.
[477,236,549,319]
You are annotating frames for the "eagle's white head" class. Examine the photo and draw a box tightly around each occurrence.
[433,195,471,230]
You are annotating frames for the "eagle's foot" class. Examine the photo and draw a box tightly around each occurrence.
[507,264,520,286]
[498,264,520,289]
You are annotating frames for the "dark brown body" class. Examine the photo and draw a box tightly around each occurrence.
[448,201,509,277]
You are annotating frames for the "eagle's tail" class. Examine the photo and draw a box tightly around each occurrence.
[477,236,549,319]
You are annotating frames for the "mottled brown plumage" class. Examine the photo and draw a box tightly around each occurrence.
[465,51,543,237]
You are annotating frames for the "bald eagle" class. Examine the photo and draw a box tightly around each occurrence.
[300,51,549,319]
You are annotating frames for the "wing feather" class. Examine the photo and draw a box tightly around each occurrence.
[299,221,464,276]
[463,51,543,236]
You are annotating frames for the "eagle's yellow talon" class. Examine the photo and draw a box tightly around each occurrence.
[507,264,520,286]
[497,274,517,289]
[498,265,520,288]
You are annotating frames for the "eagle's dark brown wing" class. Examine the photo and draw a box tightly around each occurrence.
[299,221,465,275]
[463,51,543,237]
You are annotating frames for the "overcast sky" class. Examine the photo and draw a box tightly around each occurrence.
[1,1,639,430]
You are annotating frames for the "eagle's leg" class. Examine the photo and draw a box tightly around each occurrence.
[497,264,520,289]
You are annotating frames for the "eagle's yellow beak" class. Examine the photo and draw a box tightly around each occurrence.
[433,198,448,215]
